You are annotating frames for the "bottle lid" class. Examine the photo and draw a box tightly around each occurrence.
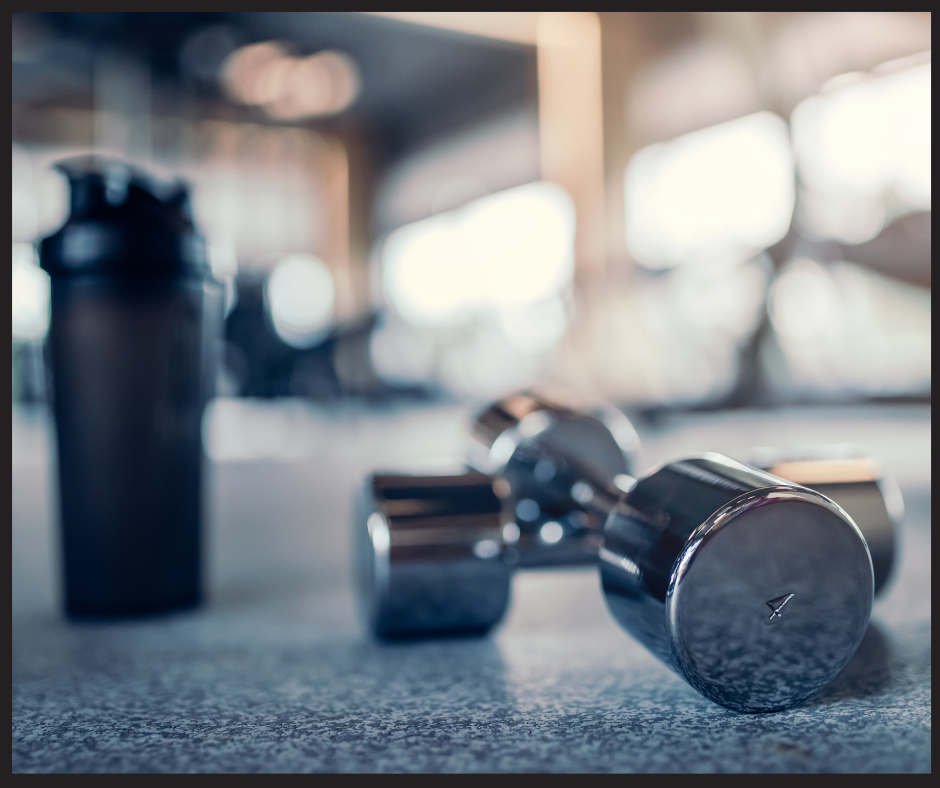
[39,157,208,278]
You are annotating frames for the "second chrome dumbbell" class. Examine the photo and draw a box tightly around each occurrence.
[354,390,639,637]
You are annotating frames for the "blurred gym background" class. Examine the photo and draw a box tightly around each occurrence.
[11,16,932,773]
[12,12,931,444]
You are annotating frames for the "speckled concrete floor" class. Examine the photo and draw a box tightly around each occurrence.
[12,402,931,773]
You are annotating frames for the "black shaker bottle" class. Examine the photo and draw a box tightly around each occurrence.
[39,158,223,617]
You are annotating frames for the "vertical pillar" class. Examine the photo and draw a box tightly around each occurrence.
[536,12,606,285]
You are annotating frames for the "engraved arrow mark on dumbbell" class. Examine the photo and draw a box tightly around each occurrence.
[766,593,795,621]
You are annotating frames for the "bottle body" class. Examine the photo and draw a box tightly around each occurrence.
[49,274,221,616]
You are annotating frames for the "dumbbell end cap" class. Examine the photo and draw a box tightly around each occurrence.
[354,471,511,640]
[666,487,873,713]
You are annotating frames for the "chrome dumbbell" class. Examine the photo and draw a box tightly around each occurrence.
[355,391,877,711]
[354,391,639,638]
[354,453,874,712]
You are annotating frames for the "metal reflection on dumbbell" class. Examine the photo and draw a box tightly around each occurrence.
[355,451,874,712]
[592,453,873,713]
[355,388,876,711]
[468,389,639,567]
[740,445,901,596]
[354,469,511,639]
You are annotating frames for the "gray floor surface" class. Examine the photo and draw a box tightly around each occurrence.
[12,401,931,773]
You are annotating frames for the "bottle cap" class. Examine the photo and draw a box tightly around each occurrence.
[39,157,208,279]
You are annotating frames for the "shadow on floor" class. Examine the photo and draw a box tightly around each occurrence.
[802,622,893,707]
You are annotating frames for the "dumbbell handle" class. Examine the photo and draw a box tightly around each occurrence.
[470,392,637,568]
